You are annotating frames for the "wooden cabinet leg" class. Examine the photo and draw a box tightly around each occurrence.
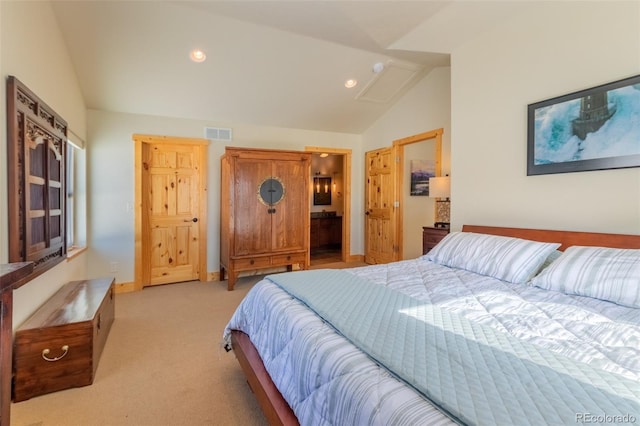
[227,271,238,291]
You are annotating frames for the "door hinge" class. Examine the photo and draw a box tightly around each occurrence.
[395,156,400,163]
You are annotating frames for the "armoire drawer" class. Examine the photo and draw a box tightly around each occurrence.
[271,252,306,265]
[234,256,272,270]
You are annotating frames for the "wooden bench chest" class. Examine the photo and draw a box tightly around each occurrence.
[13,278,115,401]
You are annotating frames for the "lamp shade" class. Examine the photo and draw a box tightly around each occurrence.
[429,176,450,199]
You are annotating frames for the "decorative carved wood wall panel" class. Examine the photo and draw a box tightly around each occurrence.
[6,76,67,285]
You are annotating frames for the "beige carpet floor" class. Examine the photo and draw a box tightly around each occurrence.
[11,276,268,426]
[11,261,367,426]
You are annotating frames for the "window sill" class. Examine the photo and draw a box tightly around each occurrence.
[66,246,87,261]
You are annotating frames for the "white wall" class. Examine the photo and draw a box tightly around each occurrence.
[403,142,437,259]
[0,1,88,328]
[363,67,451,156]
[86,110,363,283]
[451,1,640,234]
[362,67,452,258]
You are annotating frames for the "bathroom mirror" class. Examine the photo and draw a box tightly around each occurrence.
[313,177,331,205]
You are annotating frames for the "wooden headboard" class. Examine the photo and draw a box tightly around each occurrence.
[462,225,640,251]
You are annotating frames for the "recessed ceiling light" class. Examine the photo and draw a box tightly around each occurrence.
[190,49,206,63]
[344,79,358,88]
[320,153,329,158]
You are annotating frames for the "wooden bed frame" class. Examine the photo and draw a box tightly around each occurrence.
[229,225,640,426]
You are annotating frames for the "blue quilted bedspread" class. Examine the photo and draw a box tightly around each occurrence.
[268,269,640,425]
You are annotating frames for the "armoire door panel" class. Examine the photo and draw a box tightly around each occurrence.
[271,160,306,251]
[233,158,272,256]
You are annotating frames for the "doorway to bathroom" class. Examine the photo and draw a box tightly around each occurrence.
[306,147,351,266]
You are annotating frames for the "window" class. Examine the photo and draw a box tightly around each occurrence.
[67,142,75,248]
[66,131,87,255]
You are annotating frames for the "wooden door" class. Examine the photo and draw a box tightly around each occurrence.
[142,142,204,286]
[364,147,398,264]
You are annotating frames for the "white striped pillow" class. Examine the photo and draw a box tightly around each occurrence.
[531,246,640,308]
[426,232,561,284]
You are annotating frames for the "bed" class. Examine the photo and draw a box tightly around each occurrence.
[223,225,640,425]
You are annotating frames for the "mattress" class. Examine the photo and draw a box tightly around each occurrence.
[224,257,640,425]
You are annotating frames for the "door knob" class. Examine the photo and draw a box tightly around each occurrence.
[184,218,198,222]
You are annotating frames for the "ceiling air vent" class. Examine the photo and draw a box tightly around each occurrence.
[204,126,233,141]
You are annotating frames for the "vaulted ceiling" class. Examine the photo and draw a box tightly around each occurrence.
[50,1,531,134]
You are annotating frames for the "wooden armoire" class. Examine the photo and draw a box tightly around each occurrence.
[220,147,311,290]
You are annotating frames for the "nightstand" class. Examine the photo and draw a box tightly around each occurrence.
[422,227,450,255]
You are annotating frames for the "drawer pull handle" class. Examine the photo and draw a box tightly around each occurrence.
[42,345,69,362]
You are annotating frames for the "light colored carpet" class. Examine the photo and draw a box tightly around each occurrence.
[11,261,368,426]
[11,276,268,426]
